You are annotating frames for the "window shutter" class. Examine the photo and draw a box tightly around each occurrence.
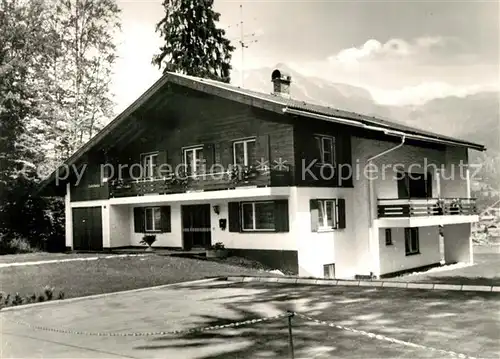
[397,173,409,198]
[160,206,171,232]
[156,150,168,177]
[228,202,241,232]
[133,207,145,233]
[425,172,433,198]
[274,200,289,232]
[310,199,319,232]
[336,198,346,229]
[204,143,215,173]
[255,134,270,167]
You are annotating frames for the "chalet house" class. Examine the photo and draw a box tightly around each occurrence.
[38,69,484,279]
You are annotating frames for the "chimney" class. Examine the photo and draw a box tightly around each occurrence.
[271,69,291,97]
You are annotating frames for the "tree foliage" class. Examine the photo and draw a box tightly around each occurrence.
[153,0,235,83]
[0,0,120,252]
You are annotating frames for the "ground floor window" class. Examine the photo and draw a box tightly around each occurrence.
[133,206,171,233]
[241,201,275,231]
[404,227,419,255]
[385,228,393,246]
[228,200,289,232]
[145,207,161,232]
[310,198,346,231]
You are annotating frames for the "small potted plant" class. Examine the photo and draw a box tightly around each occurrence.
[242,165,260,181]
[434,198,445,215]
[449,198,462,215]
[206,242,228,259]
[140,234,157,252]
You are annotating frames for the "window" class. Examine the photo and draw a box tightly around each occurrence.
[318,200,337,229]
[145,207,161,232]
[183,146,204,175]
[141,152,158,179]
[314,135,335,165]
[233,138,256,166]
[310,199,346,231]
[385,228,393,246]
[405,228,420,255]
[398,172,432,199]
[133,206,171,233]
[241,201,275,231]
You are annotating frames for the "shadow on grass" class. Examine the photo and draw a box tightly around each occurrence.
[132,281,500,359]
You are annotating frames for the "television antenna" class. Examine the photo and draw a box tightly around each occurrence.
[226,4,259,87]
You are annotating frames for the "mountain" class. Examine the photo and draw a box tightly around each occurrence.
[231,65,500,155]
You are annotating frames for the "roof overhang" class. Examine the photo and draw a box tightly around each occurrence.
[36,71,486,196]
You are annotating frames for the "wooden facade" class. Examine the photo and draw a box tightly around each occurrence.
[70,83,355,202]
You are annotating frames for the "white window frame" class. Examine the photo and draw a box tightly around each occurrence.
[314,134,336,165]
[145,207,161,232]
[241,201,275,231]
[183,145,204,175]
[232,138,256,166]
[405,228,420,255]
[317,199,338,230]
[141,152,158,179]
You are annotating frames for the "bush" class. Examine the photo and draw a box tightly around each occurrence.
[0,234,39,254]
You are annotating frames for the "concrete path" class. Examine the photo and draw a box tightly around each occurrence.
[1,279,498,359]
[0,254,147,268]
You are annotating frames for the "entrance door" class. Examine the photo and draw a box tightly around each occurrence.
[72,207,103,251]
[182,204,211,250]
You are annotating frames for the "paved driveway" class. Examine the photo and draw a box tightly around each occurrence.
[1,279,499,359]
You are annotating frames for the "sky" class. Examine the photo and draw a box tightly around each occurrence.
[112,0,499,112]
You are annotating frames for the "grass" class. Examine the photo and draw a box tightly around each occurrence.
[0,255,265,300]
[392,252,500,286]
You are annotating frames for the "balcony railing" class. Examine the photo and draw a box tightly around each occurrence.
[108,168,291,198]
[377,198,477,218]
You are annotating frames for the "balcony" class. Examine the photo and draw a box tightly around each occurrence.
[376,198,479,228]
[108,168,291,198]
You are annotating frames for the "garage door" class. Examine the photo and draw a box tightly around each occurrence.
[72,207,103,251]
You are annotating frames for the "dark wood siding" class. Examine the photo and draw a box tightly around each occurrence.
[293,120,353,188]
[70,153,109,201]
[109,85,295,185]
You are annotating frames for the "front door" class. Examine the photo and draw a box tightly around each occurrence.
[72,207,103,251]
[182,204,211,250]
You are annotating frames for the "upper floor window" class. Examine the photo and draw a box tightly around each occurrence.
[398,172,432,199]
[183,146,204,175]
[141,152,158,179]
[314,135,335,165]
[233,138,256,167]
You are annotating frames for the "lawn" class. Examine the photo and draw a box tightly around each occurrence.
[391,251,500,286]
[0,255,265,300]
[0,252,116,265]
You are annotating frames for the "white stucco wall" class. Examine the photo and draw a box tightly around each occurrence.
[290,187,362,279]
[109,205,130,247]
[443,223,472,263]
[378,226,441,275]
[129,203,183,248]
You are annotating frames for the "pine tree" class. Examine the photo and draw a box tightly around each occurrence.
[153,0,235,83]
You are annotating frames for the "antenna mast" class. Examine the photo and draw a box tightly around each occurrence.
[238,4,258,87]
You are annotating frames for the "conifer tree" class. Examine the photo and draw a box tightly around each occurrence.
[153,0,235,83]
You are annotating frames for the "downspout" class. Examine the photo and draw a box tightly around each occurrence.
[366,134,406,277]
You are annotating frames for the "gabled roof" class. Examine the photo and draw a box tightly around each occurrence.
[37,71,486,195]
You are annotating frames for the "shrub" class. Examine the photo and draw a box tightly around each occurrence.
[44,286,54,300]
[0,234,38,254]
[140,234,157,247]
[209,242,225,250]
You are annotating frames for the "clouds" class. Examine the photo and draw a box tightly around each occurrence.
[330,37,445,65]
